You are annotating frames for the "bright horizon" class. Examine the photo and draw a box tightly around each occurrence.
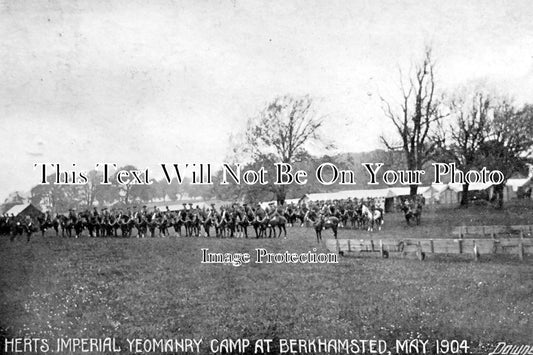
[2,0,533,202]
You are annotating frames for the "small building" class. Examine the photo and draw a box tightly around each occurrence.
[447,182,494,204]
[4,203,44,220]
[505,177,533,200]
[420,184,460,205]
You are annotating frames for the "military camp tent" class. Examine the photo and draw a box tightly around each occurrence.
[4,203,43,220]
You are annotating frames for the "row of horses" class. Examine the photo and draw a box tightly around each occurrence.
[32,210,289,240]
[309,201,423,243]
[285,204,384,230]
[1,200,423,243]
[1,217,36,242]
[35,204,388,242]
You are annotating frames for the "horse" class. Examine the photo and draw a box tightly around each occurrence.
[202,213,215,237]
[238,211,253,238]
[283,208,296,227]
[73,216,85,238]
[401,201,422,226]
[323,215,340,239]
[59,215,73,238]
[10,217,35,243]
[136,214,148,238]
[172,213,186,237]
[85,212,101,237]
[38,215,59,237]
[146,214,159,237]
[104,215,118,237]
[155,214,168,237]
[310,215,325,243]
[294,209,307,227]
[225,211,238,238]
[267,215,287,238]
[251,216,267,238]
[339,209,350,228]
[361,205,384,232]
[346,208,358,229]
[354,204,366,229]
[232,211,247,238]
[215,213,231,238]
[118,214,136,238]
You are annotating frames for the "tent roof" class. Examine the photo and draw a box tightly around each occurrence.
[506,178,531,191]
[429,184,449,193]
[5,203,39,216]
[385,187,412,197]
[304,187,416,202]
[447,182,493,192]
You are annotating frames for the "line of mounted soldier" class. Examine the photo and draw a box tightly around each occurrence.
[0,197,424,242]
[0,213,36,242]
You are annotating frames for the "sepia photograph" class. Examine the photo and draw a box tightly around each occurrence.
[1,1,532,354]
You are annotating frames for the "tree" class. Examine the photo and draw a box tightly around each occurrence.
[30,173,82,213]
[94,183,119,207]
[81,170,103,207]
[111,165,147,205]
[437,89,491,206]
[240,95,330,204]
[478,100,533,207]
[381,48,445,196]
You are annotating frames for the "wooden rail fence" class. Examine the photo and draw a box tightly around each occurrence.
[451,224,533,239]
[326,225,533,261]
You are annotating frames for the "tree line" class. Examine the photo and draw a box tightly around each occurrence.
[27,47,533,212]
[30,168,212,214]
[380,48,533,207]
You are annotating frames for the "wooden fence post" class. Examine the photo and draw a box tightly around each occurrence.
[416,241,424,261]
[518,230,524,261]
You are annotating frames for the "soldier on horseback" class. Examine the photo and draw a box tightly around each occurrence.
[253,204,268,238]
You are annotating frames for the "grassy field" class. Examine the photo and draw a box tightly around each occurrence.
[1,203,532,354]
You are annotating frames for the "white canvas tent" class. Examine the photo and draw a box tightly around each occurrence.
[504,177,532,200]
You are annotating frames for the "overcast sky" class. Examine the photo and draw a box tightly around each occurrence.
[1,0,533,201]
